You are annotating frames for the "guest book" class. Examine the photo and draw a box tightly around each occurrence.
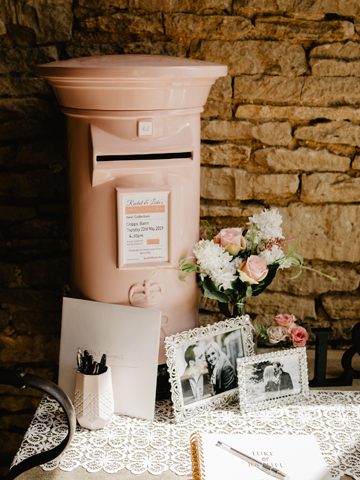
[190,433,331,480]
[58,297,161,421]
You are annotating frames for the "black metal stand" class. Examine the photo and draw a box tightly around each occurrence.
[156,364,171,400]
[309,326,360,387]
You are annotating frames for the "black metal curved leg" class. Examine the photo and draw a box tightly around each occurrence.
[0,370,76,480]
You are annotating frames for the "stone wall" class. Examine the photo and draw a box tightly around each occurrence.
[1,0,360,475]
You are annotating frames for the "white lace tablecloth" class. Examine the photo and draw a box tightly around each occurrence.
[12,391,360,479]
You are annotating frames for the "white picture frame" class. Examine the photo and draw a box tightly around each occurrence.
[165,315,255,422]
[237,347,309,413]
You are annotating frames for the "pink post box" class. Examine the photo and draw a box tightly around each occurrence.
[37,55,227,364]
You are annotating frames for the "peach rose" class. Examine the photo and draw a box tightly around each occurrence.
[214,228,246,256]
[267,326,288,344]
[238,255,269,285]
[290,326,308,347]
[274,314,296,327]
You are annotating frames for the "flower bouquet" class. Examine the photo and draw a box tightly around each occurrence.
[255,314,309,348]
[179,208,336,318]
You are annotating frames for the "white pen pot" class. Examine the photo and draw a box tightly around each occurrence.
[74,366,114,430]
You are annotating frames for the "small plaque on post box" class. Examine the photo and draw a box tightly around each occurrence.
[117,187,171,268]
[138,121,153,136]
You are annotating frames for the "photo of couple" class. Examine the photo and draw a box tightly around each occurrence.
[177,330,244,406]
[263,362,293,394]
[245,355,302,405]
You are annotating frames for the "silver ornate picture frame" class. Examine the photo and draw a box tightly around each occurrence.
[165,315,255,422]
[237,347,309,413]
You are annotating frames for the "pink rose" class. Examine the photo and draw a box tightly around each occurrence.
[238,255,269,285]
[289,326,308,347]
[214,228,246,256]
[274,314,296,327]
[267,326,289,344]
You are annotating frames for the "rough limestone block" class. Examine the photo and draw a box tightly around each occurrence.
[201,143,251,167]
[10,219,67,238]
[16,139,65,166]
[269,265,360,296]
[22,258,69,286]
[0,395,42,412]
[0,287,62,310]
[278,203,360,262]
[234,75,303,103]
[200,167,235,200]
[164,14,252,45]
[9,239,69,256]
[0,119,52,141]
[322,294,360,320]
[234,170,299,202]
[310,58,360,77]
[310,41,360,60]
[356,18,360,35]
[191,40,307,76]
[200,204,263,218]
[0,16,6,36]
[122,42,186,57]
[79,12,163,35]
[301,173,360,204]
[0,99,54,122]
[201,120,293,145]
[0,334,59,363]
[0,46,58,74]
[0,262,18,287]
[301,77,360,107]
[0,78,52,96]
[4,0,73,44]
[250,18,354,43]
[295,121,360,146]
[0,171,54,198]
[0,206,35,222]
[246,291,316,319]
[208,75,232,102]
[235,105,360,123]
[254,147,350,172]
[84,0,232,14]
[12,311,61,335]
[202,101,232,119]
[233,0,360,16]
[235,76,360,107]
[353,156,360,170]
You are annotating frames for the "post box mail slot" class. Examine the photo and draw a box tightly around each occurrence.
[37,55,227,364]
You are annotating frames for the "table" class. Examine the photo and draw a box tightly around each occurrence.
[15,349,360,480]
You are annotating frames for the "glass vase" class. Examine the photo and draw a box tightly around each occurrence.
[230,301,246,317]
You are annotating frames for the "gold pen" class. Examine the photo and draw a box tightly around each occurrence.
[216,441,291,480]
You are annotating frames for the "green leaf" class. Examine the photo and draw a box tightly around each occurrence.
[178,275,190,283]
[246,285,253,297]
[289,269,303,280]
[202,277,230,303]
[179,257,193,267]
[181,263,198,273]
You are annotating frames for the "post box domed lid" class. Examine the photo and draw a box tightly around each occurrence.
[37,54,227,79]
[36,54,228,111]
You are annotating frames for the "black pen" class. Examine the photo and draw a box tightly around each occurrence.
[216,441,290,480]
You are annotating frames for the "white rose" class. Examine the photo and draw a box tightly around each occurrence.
[267,326,288,344]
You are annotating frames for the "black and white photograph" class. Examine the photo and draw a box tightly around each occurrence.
[165,316,255,421]
[176,329,243,406]
[237,347,309,413]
